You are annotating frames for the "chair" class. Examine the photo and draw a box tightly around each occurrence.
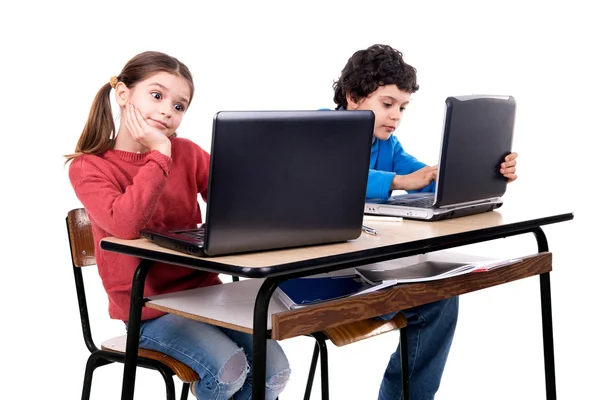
[66,208,199,400]
[303,307,410,400]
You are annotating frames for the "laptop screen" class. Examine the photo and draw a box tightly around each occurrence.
[434,95,516,207]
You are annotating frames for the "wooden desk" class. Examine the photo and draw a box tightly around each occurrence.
[101,208,573,400]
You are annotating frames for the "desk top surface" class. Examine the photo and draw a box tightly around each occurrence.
[100,205,573,277]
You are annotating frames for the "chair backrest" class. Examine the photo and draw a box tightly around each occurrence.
[67,208,96,268]
[66,207,238,353]
[66,208,100,353]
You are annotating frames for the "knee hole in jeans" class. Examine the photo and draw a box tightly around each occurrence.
[266,367,291,392]
[218,349,249,384]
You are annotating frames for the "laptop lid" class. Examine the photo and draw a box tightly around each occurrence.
[434,95,516,207]
[196,110,374,256]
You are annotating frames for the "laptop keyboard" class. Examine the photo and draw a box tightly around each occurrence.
[177,227,205,241]
[388,196,435,208]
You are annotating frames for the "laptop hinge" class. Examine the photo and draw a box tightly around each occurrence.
[437,197,501,209]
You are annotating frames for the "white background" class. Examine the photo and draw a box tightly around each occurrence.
[1,0,597,399]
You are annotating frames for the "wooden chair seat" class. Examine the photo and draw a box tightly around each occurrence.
[322,312,408,346]
[101,336,199,383]
[303,312,409,399]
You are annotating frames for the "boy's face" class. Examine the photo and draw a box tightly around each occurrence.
[346,85,411,141]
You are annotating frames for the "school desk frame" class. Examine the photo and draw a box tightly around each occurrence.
[100,209,573,400]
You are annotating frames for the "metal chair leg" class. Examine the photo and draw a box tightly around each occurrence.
[180,383,190,400]
[303,341,321,399]
[153,363,177,400]
[81,354,112,400]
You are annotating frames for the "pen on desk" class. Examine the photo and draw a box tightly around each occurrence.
[362,225,378,236]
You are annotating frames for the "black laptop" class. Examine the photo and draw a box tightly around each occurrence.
[364,95,516,221]
[141,110,375,256]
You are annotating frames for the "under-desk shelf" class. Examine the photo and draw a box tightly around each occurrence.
[146,252,551,341]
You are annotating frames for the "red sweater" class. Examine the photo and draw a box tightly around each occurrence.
[69,137,221,321]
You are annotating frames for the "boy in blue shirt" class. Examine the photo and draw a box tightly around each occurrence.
[332,44,518,399]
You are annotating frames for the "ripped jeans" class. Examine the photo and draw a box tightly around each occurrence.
[137,313,290,400]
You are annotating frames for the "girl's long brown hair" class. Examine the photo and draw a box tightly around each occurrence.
[65,51,194,163]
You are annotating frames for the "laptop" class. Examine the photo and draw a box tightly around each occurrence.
[364,95,516,221]
[141,110,375,256]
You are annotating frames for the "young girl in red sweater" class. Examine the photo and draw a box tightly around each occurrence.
[66,51,290,400]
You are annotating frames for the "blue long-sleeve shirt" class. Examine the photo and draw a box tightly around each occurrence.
[368,135,435,200]
[325,106,435,200]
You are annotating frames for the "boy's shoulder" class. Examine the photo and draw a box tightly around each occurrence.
[375,134,401,148]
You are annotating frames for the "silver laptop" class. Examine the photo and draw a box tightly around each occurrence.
[364,95,516,221]
[141,110,375,256]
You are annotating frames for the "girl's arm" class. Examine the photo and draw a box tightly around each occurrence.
[195,146,210,202]
[69,151,171,239]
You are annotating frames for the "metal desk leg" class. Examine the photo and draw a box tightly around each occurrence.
[253,277,282,400]
[312,332,329,400]
[533,227,556,400]
[121,259,153,400]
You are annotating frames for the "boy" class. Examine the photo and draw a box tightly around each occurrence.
[332,44,518,399]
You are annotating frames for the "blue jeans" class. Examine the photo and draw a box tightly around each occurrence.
[136,313,290,400]
[378,296,459,400]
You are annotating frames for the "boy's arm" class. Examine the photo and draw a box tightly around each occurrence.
[365,140,435,199]
[366,169,396,200]
[391,139,435,194]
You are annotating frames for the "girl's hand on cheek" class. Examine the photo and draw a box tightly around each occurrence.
[124,104,171,156]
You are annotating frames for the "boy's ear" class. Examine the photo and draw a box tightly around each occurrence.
[345,92,360,110]
[114,82,130,107]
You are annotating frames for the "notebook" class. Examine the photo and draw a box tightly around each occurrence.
[141,110,375,256]
[364,95,516,221]
[274,275,371,309]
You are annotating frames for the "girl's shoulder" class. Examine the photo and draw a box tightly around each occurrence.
[170,136,210,157]
[68,152,104,171]
[67,152,110,185]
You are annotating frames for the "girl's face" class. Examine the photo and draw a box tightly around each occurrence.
[346,85,411,141]
[116,71,192,137]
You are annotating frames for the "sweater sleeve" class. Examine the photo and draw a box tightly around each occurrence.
[195,145,211,202]
[69,151,172,239]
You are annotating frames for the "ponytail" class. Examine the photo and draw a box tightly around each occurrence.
[64,82,116,163]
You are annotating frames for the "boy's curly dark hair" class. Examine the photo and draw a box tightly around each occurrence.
[333,44,419,109]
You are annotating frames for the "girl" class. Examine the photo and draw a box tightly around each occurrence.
[66,51,290,400]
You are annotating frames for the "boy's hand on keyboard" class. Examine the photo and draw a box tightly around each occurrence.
[391,165,438,191]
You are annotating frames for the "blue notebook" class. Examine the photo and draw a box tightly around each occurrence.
[274,275,369,309]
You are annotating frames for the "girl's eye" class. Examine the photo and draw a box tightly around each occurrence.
[400,107,406,112]
[383,102,392,108]
[174,103,185,112]
[151,92,162,100]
